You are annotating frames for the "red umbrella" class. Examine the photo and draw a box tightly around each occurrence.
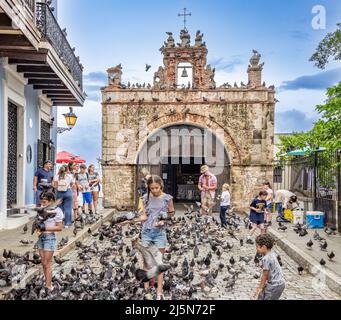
[56,151,86,164]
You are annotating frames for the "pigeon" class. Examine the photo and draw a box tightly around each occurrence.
[19,240,33,246]
[23,224,28,234]
[145,64,152,72]
[320,241,328,251]
[28,199,63,235]
[73,226,78,237]
[54,256,69,265]
[132,237,170,283]
[229,256,236,266]
[327,251,335,261]
[306,239,314,249]
[276,255,283,267]
[320,258,326,266]
[324,227,335,236]
[297,266,304,275]
[278,225,287,232]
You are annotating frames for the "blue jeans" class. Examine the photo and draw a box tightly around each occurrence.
[56,189,73,226]
[220,206,230,227]
[35,190,43,205]
[276,202,284,218]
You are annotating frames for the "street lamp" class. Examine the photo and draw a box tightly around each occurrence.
[57,107,78,134]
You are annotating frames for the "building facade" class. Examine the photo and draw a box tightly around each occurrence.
[101,30,276,212]
[0,0,85,229]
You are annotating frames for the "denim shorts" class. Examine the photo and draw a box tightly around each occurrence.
[266,203,273,210]
[141,228,168,249]
[36,233,57,252]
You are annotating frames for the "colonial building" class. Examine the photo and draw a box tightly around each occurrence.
[0,0,85,229]
[101,30,276,211]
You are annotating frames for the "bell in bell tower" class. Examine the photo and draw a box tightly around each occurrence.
[153,29,216,90]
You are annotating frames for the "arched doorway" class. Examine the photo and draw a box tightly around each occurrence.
[136,124,231,211]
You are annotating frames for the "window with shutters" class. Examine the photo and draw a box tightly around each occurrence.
[274,167,283,183]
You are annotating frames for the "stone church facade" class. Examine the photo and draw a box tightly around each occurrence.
[101,30,276,211]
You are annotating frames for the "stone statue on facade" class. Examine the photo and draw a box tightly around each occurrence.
[107,64,123,87]
[250,50,262,67]
[165,32,175,48]
[195,30,204,47]
[179,29,191,47]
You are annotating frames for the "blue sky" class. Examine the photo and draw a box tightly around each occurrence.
[56,0,341,165]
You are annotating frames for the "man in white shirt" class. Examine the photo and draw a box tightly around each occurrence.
[274,190,299,222]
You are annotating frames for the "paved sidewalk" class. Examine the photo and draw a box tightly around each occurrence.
[0,208,116,298]
[267,215,341,296]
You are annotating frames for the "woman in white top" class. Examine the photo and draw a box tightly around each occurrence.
[36,192,64,292]
[219,183,231,228]
[53,165,74,227]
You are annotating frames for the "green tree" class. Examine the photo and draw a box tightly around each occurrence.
[278,23,341,156]
[310,23,341,69]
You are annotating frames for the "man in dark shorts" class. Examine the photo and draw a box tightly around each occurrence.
[246,191,268,245]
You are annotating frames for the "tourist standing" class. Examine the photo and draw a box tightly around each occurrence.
[54,166,74,227]
[123,175,175,300]
[68,161,80,221]
[36,192,64,292]
[33,160,54,204]
[77,164,93,215]
[139,168,151,197]
[88,164,101,214]
[219,183,231,228]
[263,182,274,227]
[198,165,217,216]
[246,191,268,245]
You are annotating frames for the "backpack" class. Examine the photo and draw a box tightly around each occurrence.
[57,176,68,192]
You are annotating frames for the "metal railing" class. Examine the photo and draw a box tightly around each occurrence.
[278,149,341,232]
[35,2,83,90]
[23,0,36,15]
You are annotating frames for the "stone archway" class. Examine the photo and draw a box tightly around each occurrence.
[135,120,233,210]
[134,112,242,166]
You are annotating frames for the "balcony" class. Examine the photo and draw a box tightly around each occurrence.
[36,2,83,90]
[0,0,85,106]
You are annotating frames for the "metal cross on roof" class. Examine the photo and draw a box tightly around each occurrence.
[178,8,192,31]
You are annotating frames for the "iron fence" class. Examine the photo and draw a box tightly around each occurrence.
[278,149,341,232]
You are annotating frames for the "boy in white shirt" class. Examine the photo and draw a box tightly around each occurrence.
[218,183,231,228]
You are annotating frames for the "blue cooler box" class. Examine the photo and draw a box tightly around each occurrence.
[306,211,325,229]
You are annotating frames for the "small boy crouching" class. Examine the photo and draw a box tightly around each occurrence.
[254,234,285,300]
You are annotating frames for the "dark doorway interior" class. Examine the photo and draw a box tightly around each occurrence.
[162,157,204,202]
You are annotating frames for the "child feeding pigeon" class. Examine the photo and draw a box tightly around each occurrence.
[246,191,268,245]
[254,234,285,300]
[35,192,64,293]
[121,175,175,300]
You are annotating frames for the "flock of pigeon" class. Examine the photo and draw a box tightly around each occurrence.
[1,204,338,300]
[3,206,265,300]
[0,204,103,291]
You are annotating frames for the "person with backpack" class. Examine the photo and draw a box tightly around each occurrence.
[88,164,101,214]
[77,164,94,215]
[53,166,74,228]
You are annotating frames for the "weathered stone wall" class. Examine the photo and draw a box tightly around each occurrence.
[101,88,275,211]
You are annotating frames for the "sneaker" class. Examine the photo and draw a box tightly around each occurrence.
[246,238,254,245]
